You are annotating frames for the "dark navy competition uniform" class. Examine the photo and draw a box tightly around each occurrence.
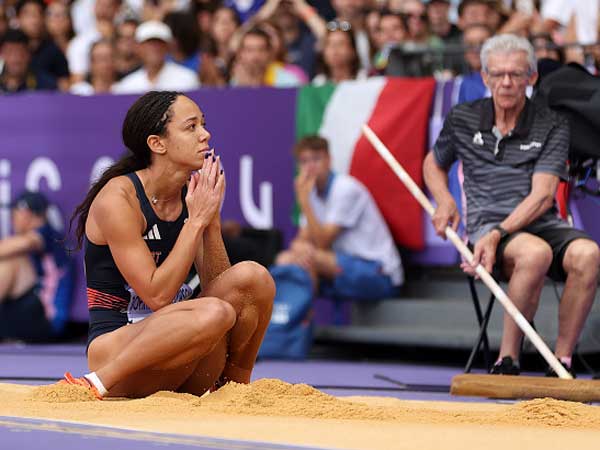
[86,173,196,348]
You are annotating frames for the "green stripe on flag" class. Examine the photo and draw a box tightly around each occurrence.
[292,83,336,224]
[295,83,336,139]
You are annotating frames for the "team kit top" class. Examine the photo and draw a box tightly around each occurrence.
[85,173,195,344]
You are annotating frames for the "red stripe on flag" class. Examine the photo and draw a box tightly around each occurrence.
[349,77,435,250]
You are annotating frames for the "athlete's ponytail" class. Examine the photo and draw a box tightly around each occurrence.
[70,91,182,248]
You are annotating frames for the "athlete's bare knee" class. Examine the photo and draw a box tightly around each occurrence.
[195,297,236,333]
[231,261,275,309]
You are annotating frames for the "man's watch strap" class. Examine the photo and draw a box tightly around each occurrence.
[492,225,509,240]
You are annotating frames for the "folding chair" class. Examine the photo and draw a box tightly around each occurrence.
[462,180,571,374]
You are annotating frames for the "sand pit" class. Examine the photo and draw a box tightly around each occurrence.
[1,379,600,449]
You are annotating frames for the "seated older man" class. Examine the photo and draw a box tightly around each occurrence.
[423,34,600,377]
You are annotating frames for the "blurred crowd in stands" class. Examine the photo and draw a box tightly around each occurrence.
[0,0,598,94]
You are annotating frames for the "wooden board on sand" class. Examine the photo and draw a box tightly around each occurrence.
[451,374,600,402]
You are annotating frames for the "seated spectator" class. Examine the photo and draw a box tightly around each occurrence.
[541,0,599,47]
[458,0,498,33]
[0,191,74,342]
[425,0,464,74]
[272,135,403,306]
[401,0,442,47]
[70,39,116,95]
[45,0,75,55]
[496,0,540,37]
[114,17,140,79]
[259,21,308,86]
[16,0,70,90]
[113,20,199,94]
[229,28,270,86]
[67,0,121,83]
[531,32,563,64]
[329,0,371,71]
[164,11,202,73]
[163,10,226,87]
[457,23,492,103]
[0,29,57,94]
[268,0,321,78]
[365,7,382,52]
[229,0,323,78]
[193,0,220,47]
[424,34,600,377]
[312,21,367,85]
[372,9,405,73]
[426,0,461,43]
[231,27,300,87]
[210,6,241,80]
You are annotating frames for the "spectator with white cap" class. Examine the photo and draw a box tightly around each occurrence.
[113,20,199,94]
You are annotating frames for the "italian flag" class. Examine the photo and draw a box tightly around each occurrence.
[295,77,436,250]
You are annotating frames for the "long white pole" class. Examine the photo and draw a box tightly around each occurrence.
[362,124,572,380]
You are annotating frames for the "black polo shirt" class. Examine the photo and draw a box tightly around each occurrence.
[31,39,69,82]
[433,97,571,243]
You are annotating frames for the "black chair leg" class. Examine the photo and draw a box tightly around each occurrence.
[480,295,495,370]
[465,276,495,373]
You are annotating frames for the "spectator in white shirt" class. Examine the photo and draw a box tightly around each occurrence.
[541,0,599,45]
[113,20,199,94]
[67,0,121,83]
[70,39,116,95]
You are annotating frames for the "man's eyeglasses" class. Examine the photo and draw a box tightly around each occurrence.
[326,20,352,32]
[486,70,530,82]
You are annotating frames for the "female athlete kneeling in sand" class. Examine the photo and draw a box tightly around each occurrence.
[63,91,275,399]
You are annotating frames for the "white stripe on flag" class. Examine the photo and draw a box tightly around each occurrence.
[319,77,386,174]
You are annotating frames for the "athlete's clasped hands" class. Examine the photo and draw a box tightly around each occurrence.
[186,148,225,229]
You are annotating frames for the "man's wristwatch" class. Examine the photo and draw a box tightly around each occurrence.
[492,225,509,240]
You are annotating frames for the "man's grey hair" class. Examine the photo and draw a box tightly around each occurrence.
[480,34,537,74]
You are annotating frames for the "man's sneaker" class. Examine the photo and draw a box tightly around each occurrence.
[546,361,576,379]
[490,356,520,375]
[58,372,103,400]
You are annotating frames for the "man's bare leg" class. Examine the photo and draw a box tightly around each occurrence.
[555,239,600,359]
[498,233,553,360]
[0,256,37,303]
